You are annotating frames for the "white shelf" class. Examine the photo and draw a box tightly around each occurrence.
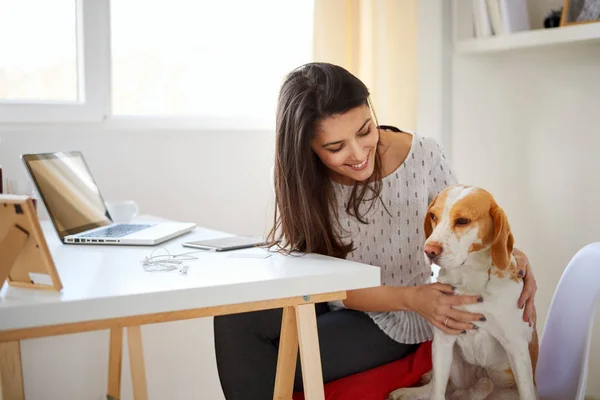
[455,22,600,54]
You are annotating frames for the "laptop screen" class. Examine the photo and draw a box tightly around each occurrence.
[22,151,112,239]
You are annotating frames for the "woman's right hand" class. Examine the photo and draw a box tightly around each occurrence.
[407,283,485,335]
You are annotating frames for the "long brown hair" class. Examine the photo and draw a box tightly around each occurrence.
[267,62,384,259]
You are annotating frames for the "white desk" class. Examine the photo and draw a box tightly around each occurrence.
[0,219,380,400]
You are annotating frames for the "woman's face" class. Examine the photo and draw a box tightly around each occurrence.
[311,104,378,184]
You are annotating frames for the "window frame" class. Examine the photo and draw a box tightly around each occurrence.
[0,0,111,123]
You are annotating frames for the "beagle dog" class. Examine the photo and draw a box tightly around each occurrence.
[389,185,538,400]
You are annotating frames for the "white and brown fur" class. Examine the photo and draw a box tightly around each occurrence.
[389,185,539,400]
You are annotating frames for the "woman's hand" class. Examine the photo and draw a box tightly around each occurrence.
[514,248,537,327]
[407,283,486,335]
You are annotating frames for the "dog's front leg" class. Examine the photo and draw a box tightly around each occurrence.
[487,317,536,400]
[503,338,537,400]
[431,331,457,400]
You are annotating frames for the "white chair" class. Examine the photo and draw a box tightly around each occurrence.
[536,242,600,400]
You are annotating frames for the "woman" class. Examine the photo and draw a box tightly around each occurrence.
[214,62,537,399]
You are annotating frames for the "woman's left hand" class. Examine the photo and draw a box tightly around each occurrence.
[514,248,537,327]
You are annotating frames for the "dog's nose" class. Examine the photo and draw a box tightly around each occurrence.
[424,242,443,259]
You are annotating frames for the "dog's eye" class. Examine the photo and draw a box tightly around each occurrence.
[429,213,437,222]
[455,218,470,226]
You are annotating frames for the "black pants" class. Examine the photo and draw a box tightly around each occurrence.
[214,303,418,400]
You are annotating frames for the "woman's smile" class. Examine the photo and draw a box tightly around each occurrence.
[346,151,370,171]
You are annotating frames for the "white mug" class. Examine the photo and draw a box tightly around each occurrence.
[105,200,139,222]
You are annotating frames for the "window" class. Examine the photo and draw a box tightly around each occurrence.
[0,0,314,127]
[0,0,109,123]
[110,0,313,123]
[0,0,77,102]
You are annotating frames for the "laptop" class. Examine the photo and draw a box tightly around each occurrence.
[21,151,196,246]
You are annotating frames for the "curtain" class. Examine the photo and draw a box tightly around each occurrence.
[312,0,417,131]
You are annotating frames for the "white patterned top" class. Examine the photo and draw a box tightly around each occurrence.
[330,131,457,344]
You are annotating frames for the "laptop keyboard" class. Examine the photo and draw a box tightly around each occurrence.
[79,224,153,238]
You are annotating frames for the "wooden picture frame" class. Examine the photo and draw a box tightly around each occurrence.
[0,194,62,291]
[561,0,600,26]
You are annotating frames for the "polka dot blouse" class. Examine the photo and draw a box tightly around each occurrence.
[330,131,457,344]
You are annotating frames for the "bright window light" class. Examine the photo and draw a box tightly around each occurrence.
[110,0,314,120]
[0,0,78,103]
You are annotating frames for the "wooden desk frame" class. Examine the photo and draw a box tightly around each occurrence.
[0,291,346,400]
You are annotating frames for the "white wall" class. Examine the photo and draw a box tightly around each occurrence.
[0,128,276,237]
[451,45,600,398]
[0,127,276,399]
[417,0,452,152]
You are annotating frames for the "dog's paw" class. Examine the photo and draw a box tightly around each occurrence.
[450,377,494,400]
[476,377,494,396]
[387,386,430,400]
[387,392,425,400]
[419,370,433,385]
[387,388,406,400]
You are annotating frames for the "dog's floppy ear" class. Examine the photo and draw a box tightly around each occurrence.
[424,194,439,240]
[490,201,514,270]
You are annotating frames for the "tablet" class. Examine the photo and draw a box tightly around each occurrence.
[181,236,267,251]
